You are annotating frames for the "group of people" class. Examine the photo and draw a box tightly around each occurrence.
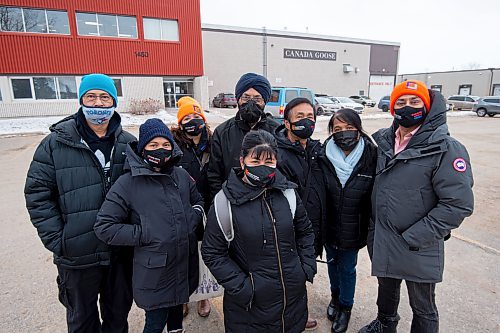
[25,72,474,333]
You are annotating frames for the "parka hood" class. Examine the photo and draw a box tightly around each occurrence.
[124,140,183,176]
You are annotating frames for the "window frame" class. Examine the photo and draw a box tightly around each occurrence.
[111,77,124,97]
[143,17,179,42]
[75,12,137,39]
[10,76,78,101]
[0,6,70,35]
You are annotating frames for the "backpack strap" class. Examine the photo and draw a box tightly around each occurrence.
[214,190,234,242]
[282,189,296,219]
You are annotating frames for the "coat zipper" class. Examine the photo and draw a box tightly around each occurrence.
[263,196,286,333]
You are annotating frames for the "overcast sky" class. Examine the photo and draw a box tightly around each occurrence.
[200,0,499,74]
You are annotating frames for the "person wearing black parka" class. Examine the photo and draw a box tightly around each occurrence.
[171,96,213,317]
[202,130,317,333]
[274,97,326,330]
[318,108,377,333]
[94,118,204,333]
[24,73,136,333]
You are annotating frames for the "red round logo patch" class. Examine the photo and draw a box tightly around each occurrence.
[453,158,467,172]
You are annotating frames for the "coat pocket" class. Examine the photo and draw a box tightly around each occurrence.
[133,250,168,290]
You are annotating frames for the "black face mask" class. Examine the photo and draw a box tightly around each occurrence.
[333,130,360,151]
[243,164,276,187]
[289,118,315,139]
[182,118,205,136]
[394,106,426,128]
[143,148,173,170]
[239,100,264,124]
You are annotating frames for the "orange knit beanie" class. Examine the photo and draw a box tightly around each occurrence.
[176,97,206,124]
[390,80,431,115]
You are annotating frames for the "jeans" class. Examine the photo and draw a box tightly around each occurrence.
[325,244,359,307]
[56,253,133,333]
[143,305,183,333]
[377,277,439,333]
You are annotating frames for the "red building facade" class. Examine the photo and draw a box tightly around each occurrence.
[0,0,203,76]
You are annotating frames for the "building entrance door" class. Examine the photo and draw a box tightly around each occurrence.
[163,79,194,107]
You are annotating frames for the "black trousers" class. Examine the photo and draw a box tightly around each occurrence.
[143,305,183,333]
[56,253,133,333]
[377,277,439,333]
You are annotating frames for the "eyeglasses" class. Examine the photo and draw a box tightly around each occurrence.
[83,94,113,103]
[240,94,264,104]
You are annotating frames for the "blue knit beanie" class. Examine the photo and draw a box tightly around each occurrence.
[235,73,272,104]
[78,73,118,107]
[137,118,174,153]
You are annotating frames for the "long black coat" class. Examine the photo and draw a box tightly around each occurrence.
[94,142,204,311]
[207,111,279,199]
[274,125,326,256]
[24,112,135,268]
[369,90,474,283]
[319,136,377,250]
[201,169,317,333]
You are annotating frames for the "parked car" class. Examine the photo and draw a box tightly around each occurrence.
[378,95,390,112]
[473,97,500,117]
[212,93,237,108]
[264,87,315,118]
[349,95,376,107]
[314,97,341,115]
[328,96,364,114]
[447,95,479,111]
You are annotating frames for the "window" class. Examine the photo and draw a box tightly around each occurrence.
[0,6,69,34]
[483,99,499,103]
[10,77,77,100]
[143,18,179,41]
[299,90,313,103]
[57,77,77,99]
[285,90,298,103]
[0,88,3,101]
[33,77,57,99]
[492,84,500,96]
[76,12,137,38]
[11,79,32,99]
[112,78,123,97]
[269,90,280,103]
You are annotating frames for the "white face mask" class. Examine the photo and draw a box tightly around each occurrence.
[81,106,115,125]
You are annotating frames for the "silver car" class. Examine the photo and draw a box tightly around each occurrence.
[314,97,341,115]
[473,97,500,117]
[447,95,479,111]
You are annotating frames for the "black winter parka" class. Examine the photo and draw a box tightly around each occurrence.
[94,142,204,311]
[201,169,316,333]
[319,136,377,250]
[274,125,326,256]
[24,112,135,268]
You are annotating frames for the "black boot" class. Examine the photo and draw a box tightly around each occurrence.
[327,293,339,321]
[358,314,399,333]
[331,305,351,333]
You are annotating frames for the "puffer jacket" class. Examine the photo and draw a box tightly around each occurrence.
[24,112,135,268]
[207,111,279,199]
[94,142,203,310]
[369,90,474,283]
[202,168,316,333]
[274,125,326,256]
[319,136,377,250]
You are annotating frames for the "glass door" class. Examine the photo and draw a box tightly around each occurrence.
[163,79,194,107]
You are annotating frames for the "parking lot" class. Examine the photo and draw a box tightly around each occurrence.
[0,109,498,332]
